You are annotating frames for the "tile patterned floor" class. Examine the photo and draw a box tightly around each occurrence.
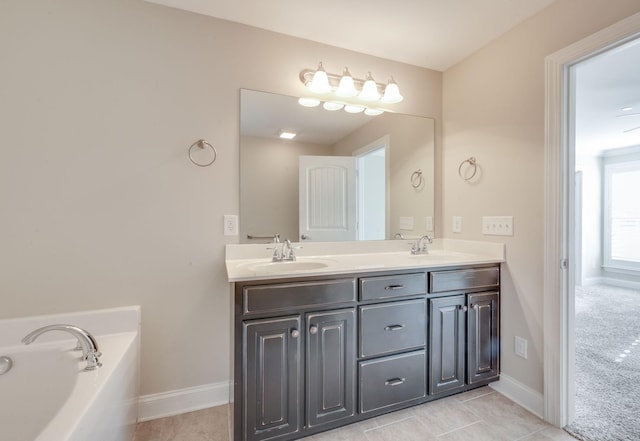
[133,387,577,441]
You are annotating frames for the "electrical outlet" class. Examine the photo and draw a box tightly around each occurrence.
[515,336,528,359]
[482,216,514,236]
[223,215,238,236]
[452,216,462,233]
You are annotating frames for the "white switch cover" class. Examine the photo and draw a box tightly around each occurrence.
[515,336,528,359]
[452,216,462,233]
[482,216,514,236]
[399,216,414,230]
[223,215,239,236]
[426,216,433,232]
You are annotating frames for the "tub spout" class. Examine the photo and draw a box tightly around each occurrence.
[22,324,102,370]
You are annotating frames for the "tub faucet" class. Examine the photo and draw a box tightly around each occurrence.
[22,324,102,370]
[411,235,432,255]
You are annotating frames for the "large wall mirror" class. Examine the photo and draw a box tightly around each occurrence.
[240,89,435,243]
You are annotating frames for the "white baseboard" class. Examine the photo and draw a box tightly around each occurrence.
[137,381,231,422]
[601,277,640,290]
[489,374,544,419]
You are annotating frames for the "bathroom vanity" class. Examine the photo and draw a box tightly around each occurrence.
[226,240,503,441]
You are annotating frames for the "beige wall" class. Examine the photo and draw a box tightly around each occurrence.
[442,0,640,394]
[0,0,442,397]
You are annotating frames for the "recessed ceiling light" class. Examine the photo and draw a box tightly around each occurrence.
[278,130,296,140]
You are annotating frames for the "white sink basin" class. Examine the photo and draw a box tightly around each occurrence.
[244,259,336,274]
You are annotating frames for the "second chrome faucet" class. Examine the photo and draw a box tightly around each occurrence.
[22,324,102,370]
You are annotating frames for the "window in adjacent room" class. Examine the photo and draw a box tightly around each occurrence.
[603,155,640,271]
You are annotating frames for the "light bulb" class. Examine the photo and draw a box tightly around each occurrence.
[298,97,321,107]
[364,108,384,116]
[344,104,365,114]
[358,72,381,101]
[381,77,403,103]
[323,101,344,111]
[336,67,357,97]
[307,62,331,94]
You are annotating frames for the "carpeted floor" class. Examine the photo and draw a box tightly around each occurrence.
[565,284,640,441]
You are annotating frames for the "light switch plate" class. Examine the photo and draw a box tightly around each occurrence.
[223,215,239,236]
[426,216,433,232]
[482,216,514,236]
[515,336,528,359]
[452,216,462,233]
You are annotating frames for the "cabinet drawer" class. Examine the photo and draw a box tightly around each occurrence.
[359,299,426,357]
[359,273,426,301]
[243,278,356,314]
[359,351,426,413]
[429,267,499,293]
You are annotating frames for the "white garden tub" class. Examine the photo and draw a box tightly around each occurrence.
[0,306,140,441]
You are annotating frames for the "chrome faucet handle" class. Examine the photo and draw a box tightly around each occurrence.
[411,235,432,255]
[84,351,103,370]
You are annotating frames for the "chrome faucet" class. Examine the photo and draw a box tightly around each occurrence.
[411,235,432,255]
[269,238,298,262]
[22,324,102,370]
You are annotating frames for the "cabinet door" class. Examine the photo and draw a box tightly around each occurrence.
[468,292,500,384]
[306,309,356,428]
[429,295,466,395]
[244,316,301,441]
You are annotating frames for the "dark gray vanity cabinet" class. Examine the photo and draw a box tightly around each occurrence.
[243,317,302,441]
[428,267,500,397]
[306,309,356,428]
[429,295,466,395]
[237,278,357,441]
[234,264,500,441]
[467,291,500,384]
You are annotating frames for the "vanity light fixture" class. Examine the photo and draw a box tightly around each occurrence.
[278,130,297,140]
[300,62,403,105]
[323,101,345,111]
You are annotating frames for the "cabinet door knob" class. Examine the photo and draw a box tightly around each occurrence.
[472,304,480,310]
[459,305,468,312]
[290,329,299,338]
[309,325,318,335]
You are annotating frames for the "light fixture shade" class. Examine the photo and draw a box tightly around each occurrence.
[359,72,381,101]
[298,97,321,107]
[336,67,358,97]
[307,62,331,94]
[381,77,403,103]
[323,101,344,111]
[344,104,365,114]
[364,108,384,116]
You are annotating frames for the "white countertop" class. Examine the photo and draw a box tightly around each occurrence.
[225,239,505,282]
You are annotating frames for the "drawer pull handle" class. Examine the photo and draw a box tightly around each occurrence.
[384,284,405,290]
[384,324,405,331]
[385,378,406,387]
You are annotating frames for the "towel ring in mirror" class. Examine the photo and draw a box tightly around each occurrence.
[410,169,423,188]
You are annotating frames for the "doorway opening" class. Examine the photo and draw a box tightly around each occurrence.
[543,10,640,432]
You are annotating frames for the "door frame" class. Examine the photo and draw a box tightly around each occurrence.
[543,11,640,427]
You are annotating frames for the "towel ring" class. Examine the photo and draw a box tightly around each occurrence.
[188,139,217,167]
[410,169,423,188]
[458,157,477,181]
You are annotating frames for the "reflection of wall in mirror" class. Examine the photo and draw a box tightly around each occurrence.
[333,113,435,239]
[240,136,331,243]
